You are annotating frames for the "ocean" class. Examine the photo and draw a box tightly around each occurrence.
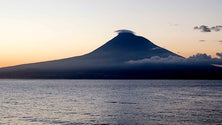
[0,80,221,125]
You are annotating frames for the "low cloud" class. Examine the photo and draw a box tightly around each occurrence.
[212,64,222,68]
[187,53,212,62]
[216,52,222,59]
[152,47,161,50]
[194,25,222,32]
[127,56,185,64]
[126,53,222,65]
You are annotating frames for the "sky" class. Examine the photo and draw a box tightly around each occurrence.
[0,0,222,67]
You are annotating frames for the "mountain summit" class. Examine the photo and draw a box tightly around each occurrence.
[0,30,221,79]
[85,30,180,63]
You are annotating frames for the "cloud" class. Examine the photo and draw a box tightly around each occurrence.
[216,52,222,59]
[115,29,135,34]
[194,25,222,32]
[199,40,206,42]
[186,53,212,62]
[127,56,185,64]
[126,53,222,65]
[151,47,161,50]
[194,25,211,32]
[169,23,179,27]
[212,64,222,68]
[211,25,222,32]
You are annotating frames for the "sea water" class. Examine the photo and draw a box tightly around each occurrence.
[0,80,221,125]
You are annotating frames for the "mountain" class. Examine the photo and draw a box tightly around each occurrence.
[0,30,221,79]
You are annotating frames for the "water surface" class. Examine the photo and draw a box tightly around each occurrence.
[0,80,222,125]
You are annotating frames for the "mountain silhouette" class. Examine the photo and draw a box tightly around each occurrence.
[86,30,181,62]
[0,30,221,79]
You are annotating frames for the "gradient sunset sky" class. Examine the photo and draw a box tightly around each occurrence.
[0,0,222,67]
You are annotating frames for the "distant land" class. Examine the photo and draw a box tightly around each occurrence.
[0,30,222,79]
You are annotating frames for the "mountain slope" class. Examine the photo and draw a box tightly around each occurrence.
[85,32,181,62]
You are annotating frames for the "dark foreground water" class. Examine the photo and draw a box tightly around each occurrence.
[0,80,222,125]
